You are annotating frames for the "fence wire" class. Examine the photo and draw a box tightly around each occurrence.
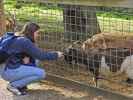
[4,0,133,96]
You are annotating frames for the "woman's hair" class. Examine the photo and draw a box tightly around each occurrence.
[6,18,15,32]
[16,22,40,42]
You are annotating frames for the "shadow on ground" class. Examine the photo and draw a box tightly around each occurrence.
[11,89,92,100]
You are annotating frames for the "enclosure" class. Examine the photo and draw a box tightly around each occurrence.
[3,0,133,98]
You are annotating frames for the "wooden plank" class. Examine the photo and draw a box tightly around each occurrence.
[19,0,133,8]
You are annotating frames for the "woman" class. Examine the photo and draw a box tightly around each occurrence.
[1,22,63,95]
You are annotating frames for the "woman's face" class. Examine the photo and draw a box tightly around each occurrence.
[34,30,40,41]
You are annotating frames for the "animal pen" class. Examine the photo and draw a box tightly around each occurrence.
[3,0,133,99]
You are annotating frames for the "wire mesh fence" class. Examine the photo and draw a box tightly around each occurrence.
[4,0,133,96]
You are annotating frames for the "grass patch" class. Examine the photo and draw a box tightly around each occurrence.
[4,0,133,34]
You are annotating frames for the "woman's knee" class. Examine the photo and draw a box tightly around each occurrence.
[36,69,46,79]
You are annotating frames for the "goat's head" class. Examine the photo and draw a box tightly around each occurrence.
[64,41,84,64]
[64,47,80,64]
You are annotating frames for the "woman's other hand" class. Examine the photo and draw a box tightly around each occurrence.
[22,57,30,64]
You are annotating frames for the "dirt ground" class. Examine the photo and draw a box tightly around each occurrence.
[42,61,133,97]
[0,77,107,100]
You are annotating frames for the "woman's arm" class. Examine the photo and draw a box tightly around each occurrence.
[22,38,59,60]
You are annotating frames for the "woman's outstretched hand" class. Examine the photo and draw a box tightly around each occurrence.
[56,51,64,58]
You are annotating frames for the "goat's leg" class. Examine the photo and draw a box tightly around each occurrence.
[93,68,99,87]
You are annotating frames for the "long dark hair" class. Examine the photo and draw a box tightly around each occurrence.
[16,22,40,42]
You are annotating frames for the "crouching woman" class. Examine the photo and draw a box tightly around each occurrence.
[1,22,63,96]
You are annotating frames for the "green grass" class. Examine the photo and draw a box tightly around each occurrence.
[4,0,64,33]
[4,0,133,34]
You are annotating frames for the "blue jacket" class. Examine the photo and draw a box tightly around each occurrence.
[5,33,58,69]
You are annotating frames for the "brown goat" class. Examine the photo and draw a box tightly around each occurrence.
[82,32,133,51]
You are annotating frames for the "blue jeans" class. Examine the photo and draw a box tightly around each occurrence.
[2,65,46,88]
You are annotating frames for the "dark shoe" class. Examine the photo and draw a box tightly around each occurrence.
[18,86,28,95]
[22,86,28,90]
[7,84,22,96]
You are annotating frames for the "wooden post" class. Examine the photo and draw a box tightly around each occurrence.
[0,0,5,35]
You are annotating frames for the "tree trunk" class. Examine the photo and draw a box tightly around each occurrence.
[63,5,101,41]
[0,0,5,35]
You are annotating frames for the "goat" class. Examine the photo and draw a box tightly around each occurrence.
[64,47,102,86]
